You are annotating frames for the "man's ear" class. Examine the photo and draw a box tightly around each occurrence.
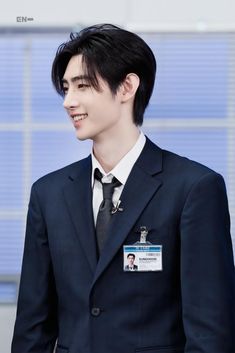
[119,73,140,103]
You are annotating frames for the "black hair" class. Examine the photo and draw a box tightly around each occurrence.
[51,24,156,126]
[127,253,135,259]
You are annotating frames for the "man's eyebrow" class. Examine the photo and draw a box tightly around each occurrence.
[62,75,90,84]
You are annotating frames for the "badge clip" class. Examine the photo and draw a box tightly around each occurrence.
[139,226,148,243]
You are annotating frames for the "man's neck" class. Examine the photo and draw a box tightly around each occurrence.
[93,127,140,173]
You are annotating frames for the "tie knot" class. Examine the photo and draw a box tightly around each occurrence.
[94,168,121,200]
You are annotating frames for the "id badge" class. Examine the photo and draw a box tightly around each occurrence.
[123,227,163,272]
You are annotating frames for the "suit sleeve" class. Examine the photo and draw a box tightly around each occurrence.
[11,184,58,353]
[180,171,235,352]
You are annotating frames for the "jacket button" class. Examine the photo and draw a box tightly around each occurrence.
[91,307,101,316]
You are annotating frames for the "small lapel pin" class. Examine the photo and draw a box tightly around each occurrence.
[111,200,123,214]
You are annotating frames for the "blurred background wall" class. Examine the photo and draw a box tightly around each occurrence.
[1,0,235,351]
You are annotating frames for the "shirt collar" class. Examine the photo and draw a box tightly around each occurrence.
[91,131,146,186]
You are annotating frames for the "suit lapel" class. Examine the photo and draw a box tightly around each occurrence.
[92,138,163,285]
[63,156,98,273]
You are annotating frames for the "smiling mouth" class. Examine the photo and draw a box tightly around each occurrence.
[72,114,88,122]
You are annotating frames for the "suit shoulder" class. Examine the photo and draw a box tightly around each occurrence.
[145,137,220,180]
[142,137,224,187]
[162,148,219,178]
[32,156,90,190]
[158,147,227,203]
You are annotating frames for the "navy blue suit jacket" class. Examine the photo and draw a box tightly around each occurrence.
[12,138,235,353]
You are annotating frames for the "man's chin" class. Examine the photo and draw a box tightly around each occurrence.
[75,131,90,141]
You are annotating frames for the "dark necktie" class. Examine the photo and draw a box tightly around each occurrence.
[95,168,121,255]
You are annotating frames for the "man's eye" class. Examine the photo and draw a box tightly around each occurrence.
[78,83,89,89]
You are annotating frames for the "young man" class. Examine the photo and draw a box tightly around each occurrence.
[124,253,138,271]
[12,24,235,353]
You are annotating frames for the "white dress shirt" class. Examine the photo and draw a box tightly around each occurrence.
[91,131,146,224]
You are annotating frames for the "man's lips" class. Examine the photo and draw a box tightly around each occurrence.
[70,113,88,122]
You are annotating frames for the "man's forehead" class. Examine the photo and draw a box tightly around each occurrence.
[62,54,87,82]
[62,55,106,91]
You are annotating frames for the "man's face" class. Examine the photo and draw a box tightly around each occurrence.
[127,255,135,266]
[62,54,122,142]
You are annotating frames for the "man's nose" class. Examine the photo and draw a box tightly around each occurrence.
[63,89,79,109]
